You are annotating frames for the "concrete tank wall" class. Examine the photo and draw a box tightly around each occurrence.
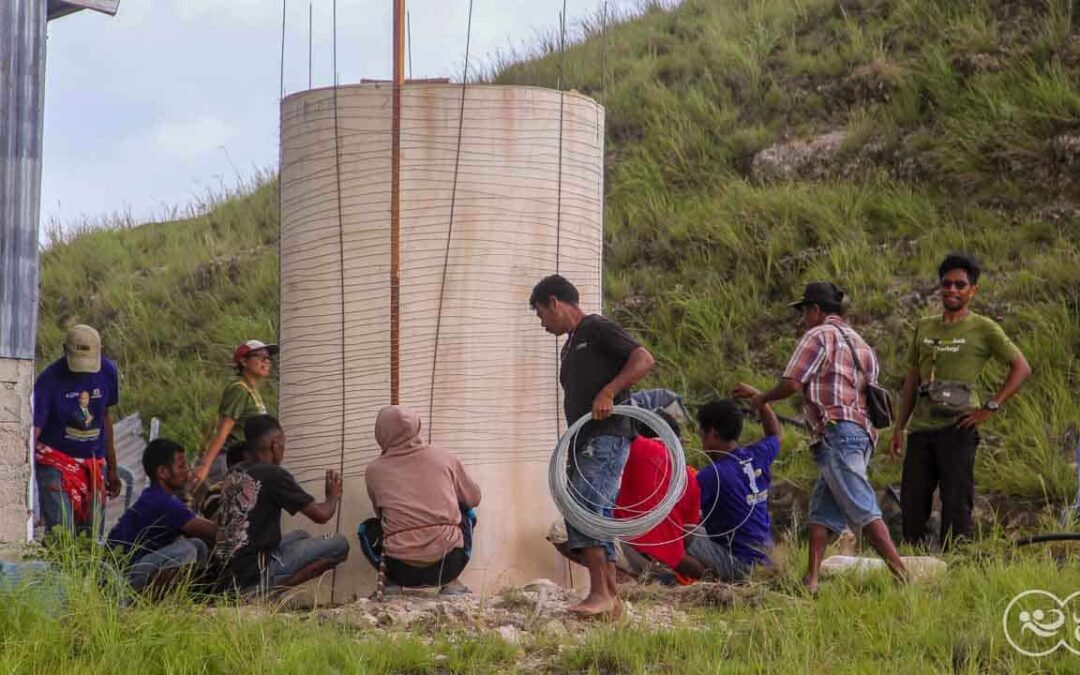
[279,83,604,600]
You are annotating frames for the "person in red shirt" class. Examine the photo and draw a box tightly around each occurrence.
[614,411,705,580]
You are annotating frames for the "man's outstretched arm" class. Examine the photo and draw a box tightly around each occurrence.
[733,383,782,437]
[301,469,343,524]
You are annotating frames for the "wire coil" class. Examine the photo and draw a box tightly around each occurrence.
[549,405,687,540]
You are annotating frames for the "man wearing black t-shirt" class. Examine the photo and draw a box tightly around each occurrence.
[215,415,349,594]
[530,275,655,618]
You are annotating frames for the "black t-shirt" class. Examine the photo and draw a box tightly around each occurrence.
[215,460,315,587]
[560,314,642,448]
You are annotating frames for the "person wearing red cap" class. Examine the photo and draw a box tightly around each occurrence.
[193,340,279,486]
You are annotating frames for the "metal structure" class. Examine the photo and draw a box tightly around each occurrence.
[0,0,118,542]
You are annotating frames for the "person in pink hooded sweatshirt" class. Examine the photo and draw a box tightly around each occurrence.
[360,405,482,595]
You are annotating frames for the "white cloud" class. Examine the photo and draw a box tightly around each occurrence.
[145,115,236,161]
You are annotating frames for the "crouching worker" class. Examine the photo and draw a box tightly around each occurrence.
[359,405,482,595]
[107,439,217,594]
[612,411,704,583]
[688,386,781,582]
[215,415,349,595]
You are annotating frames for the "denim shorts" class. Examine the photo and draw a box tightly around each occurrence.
[809,421,883,534]
[126,537,208,591]
[565,434,631,562]
[263,530,350,588]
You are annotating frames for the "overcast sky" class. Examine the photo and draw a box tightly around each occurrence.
[40,1,642,229]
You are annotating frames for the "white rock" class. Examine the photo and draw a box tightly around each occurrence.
[495,624,525,646]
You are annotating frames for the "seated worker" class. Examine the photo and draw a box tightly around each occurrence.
[689,384,781,581]
[613,411,704,583]
[359,405,482,595]
[215,415,349,594]
[107,438,217,593]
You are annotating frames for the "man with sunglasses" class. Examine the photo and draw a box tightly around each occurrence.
[890,253,1031,549]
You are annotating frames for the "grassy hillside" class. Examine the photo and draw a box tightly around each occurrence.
[37,184,281,449]
[39,0,1080,504]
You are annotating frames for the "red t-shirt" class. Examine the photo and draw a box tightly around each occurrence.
[614,436,701,569]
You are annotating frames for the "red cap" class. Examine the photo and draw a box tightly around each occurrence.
[233,339,279,364]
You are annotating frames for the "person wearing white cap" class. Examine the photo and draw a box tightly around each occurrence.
[193,339,279,486]
[32,324,123,535]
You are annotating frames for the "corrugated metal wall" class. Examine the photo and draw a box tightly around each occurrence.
[0,0,46,360]
[0,0,47,543]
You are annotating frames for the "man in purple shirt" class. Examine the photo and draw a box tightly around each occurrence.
[108,439,217,593]
[33,325,122,536]
[689,387,780,581]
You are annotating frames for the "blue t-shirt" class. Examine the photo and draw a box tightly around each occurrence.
[696,436,780,566]
[33,357,120,459]
[107,485,196,560]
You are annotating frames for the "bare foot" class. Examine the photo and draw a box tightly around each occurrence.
[801,575,819,596]
[569,593,616,618]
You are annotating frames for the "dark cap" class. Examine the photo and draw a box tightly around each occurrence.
[788,282,845,310]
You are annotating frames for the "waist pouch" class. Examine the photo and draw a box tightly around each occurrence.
[920,380,973,418]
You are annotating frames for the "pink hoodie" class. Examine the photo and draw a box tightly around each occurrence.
[365,405,482,562]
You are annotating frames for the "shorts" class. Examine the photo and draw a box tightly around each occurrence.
[809,421,883,534]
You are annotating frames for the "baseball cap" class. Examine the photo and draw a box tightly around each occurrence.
[788,282,845,310]
[233,340,280,364]
[64,325,102,374]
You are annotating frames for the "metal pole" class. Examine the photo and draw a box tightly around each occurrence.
[308,2,313,89]
[0,0,47,543]
[390,0,405,405]
[407,10,413,81]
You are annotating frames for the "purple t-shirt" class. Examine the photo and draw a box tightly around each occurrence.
[107,485,195,559]
[33,357,119,459]
[696,436,780,566]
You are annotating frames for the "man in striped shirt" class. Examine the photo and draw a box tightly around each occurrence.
[747,282,907,593]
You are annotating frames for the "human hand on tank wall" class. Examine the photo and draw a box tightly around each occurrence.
[325,469,343,500]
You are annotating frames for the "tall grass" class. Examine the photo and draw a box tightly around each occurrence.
[6,532,1080,672]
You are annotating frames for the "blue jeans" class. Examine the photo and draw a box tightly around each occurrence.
[263,530,350,588]
[809,421,883,534]
[126,537,208,591]
[566,434,631,562]
[35,464,105,538]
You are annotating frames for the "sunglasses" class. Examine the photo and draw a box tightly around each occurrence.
[941,280,970,290]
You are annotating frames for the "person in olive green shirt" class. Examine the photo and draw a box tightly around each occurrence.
[193,340,278,485]
[890,254,1031,548]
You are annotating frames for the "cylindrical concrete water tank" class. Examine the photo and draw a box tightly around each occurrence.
[279,83,604,600]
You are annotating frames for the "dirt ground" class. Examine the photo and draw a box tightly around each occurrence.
[283,579,768,650]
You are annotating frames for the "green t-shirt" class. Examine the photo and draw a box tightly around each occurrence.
[218,379,270,448]
[907,312,1021,432]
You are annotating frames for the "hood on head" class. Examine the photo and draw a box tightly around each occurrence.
[374,405,425,455]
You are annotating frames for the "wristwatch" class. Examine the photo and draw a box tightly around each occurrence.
[984,400,1000,412]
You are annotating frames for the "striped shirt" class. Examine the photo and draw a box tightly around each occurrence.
[782,316,878,440]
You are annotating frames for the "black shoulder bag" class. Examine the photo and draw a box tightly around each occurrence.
[836,327,895,430]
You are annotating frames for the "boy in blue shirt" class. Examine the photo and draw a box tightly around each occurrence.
[108,439,217,592]
[689,385,781,581]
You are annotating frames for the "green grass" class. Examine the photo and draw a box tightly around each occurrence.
[6,533,1080,672]
[37,0,1080,504]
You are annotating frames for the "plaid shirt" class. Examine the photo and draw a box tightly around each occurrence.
[782,316,878,440]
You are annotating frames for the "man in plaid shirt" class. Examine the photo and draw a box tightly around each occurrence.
[744,282,908,593]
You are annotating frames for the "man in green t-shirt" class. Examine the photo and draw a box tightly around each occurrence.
[890,253,1031,548]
